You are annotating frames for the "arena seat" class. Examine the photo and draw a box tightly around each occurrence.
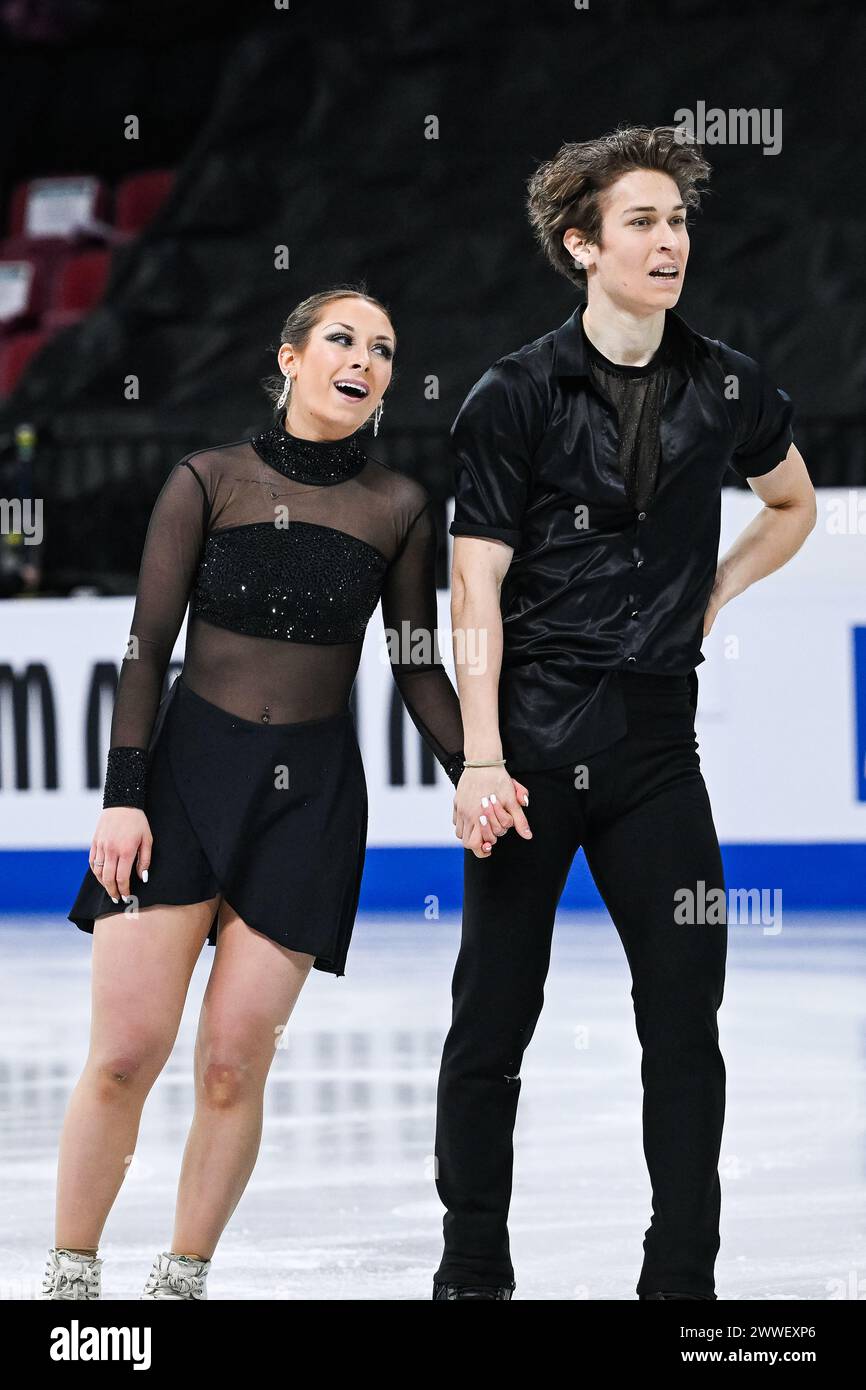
[8,174,110,241]
[114,169,175,234]
[0,241,71,330]
[41,248,112,331]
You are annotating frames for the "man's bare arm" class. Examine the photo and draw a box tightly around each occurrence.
[451,535,511,757]
[705,443,817,634]
[451,535,532,853]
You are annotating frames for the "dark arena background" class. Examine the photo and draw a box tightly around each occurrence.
[0,0,863,1338]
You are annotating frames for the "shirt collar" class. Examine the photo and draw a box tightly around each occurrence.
[551,300,701,381]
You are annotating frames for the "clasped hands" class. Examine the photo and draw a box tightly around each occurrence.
[452,765,533,859]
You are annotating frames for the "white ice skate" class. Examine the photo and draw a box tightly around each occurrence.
[40,1247,102,1299]
[140,1251,211,1299]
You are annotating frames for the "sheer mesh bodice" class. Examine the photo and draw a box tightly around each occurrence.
[102,413,466,808]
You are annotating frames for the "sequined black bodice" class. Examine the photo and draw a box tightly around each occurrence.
[102,413,466,807]
[191,519,389,643]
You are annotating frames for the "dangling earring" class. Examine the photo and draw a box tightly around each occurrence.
[277,373,292,410]
[373,400,383,437]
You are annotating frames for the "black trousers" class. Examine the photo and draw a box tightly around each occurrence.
[433,673,727,1298]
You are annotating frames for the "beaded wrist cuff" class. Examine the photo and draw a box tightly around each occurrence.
[445,752,466,788]
[103,747,148,810]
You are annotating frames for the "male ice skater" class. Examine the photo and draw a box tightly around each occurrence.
[432,126,816,1300]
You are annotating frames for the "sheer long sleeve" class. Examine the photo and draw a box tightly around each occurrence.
[379,497,465,787]
[102,458,210,809]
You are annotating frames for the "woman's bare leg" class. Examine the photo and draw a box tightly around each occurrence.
[170,899,315,1260]
[54,897,220,1250]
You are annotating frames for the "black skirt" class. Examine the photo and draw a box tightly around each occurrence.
[67,673,368,977]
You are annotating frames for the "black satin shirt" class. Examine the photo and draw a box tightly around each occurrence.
[448,301,795,771]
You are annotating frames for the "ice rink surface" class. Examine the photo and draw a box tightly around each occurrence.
[1,910,863,1300]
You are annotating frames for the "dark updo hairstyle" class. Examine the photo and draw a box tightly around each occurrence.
[261,282,396,421]
[525,124,712,292]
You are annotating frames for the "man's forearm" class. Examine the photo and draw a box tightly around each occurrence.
[715,498,816,607]
[452,583,505,761]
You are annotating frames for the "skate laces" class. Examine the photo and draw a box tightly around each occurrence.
[43,1249,101,1298]
[144,1252,210,1298]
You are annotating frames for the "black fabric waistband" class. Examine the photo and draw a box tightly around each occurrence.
[175,673,353,733]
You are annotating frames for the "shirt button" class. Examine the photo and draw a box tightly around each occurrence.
[636,558,644,568]
[631,610,639,618]
[637,512,647,521]
[627,656,637,663]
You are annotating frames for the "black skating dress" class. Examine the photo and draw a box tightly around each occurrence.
[68,411,466,976]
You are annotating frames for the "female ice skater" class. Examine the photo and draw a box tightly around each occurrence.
[48,286,526,1299]
[432,126,817,1299]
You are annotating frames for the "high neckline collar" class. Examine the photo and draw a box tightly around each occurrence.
[250,410,368,485]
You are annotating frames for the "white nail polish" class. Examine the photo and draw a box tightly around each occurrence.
[480,815,487,825]
[481,796,489,807]
[523,795,529,806]
[490,794,497,803]
[142,869,148,882]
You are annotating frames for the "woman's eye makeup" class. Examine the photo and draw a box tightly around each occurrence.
[327,331,393,359]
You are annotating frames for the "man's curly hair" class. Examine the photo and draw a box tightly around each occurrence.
[525,124,712,291]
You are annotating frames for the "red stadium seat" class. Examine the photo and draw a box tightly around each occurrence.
[114,169,175,234]
[0,233,70,262]
[7,174,110,240]
[41,248,111,330]
[0,240,72,329]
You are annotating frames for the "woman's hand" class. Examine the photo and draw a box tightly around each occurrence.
[453,767,532,859]
[90,807,153,904]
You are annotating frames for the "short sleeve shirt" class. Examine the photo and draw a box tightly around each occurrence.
[448,301,795,770]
